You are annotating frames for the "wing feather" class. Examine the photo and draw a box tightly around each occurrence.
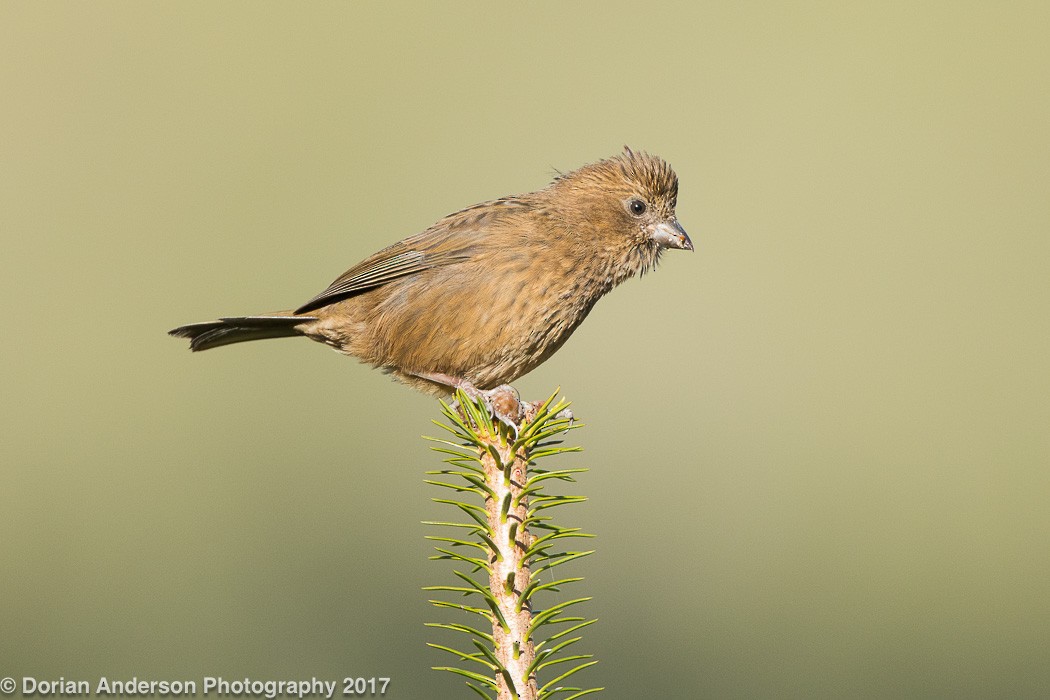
[294,195,536,314]
[294,234,476,314]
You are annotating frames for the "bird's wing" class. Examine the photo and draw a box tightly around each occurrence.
[293,228,480,314]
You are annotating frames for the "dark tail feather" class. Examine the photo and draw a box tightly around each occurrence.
[168,315,316,352]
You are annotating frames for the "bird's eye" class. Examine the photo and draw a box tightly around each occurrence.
[628,199,647,216]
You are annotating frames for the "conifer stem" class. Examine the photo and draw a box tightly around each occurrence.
[481,428,538,700]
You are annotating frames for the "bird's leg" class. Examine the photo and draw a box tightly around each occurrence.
[411,372,525,431]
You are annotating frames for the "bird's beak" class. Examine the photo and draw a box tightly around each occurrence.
[652,220,693,251]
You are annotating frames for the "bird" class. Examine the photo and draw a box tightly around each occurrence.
[170,147,692,418]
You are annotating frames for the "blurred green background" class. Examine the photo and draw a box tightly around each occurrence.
[2,3,1048,698]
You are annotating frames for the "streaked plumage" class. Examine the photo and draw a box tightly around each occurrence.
[170,148,691,395]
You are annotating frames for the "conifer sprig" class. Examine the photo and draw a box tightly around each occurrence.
[424,390,601,700]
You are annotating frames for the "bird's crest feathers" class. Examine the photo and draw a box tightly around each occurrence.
[554,146,678,204]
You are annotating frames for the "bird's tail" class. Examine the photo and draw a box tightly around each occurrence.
[168,314,317,352]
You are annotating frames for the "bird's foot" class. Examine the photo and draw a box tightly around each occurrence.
[451,382,524,434]
[412,372,525,431]
[478,384,526,433]
[522,399,574,425]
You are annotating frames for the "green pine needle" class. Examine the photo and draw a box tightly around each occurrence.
[464,682,494,700]
[427,643,496,669]
[536,661,600,696]
[424,621,494,644]
[432,667,498,689]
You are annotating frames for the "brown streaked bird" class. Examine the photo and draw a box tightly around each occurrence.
[170,148,692,408]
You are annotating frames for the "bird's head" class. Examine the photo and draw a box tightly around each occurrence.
[550,147,692,279]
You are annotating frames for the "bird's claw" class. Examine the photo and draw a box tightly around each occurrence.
[482,384,525,435]
[555,406,574,423]
[523,400,574,426]
[450,382,524,435]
